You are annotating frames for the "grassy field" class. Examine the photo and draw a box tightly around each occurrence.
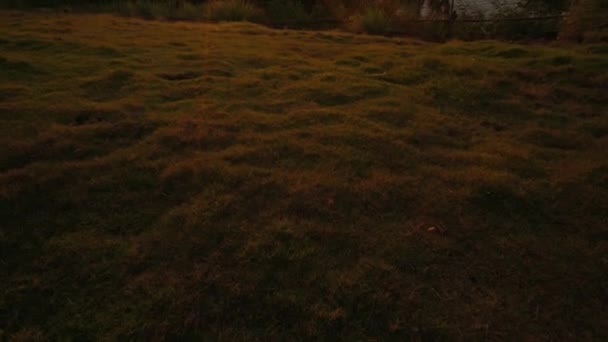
[1,10,607,340]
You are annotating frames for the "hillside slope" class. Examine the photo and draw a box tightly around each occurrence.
[1,11,607,340]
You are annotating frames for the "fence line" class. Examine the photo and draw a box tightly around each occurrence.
[268,14,568,28]
[454,15,567,23]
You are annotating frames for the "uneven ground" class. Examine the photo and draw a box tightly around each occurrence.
[1,10,607,340]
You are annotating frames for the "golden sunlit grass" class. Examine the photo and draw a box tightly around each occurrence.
[1,10,607,340]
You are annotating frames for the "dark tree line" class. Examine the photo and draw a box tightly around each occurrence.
[1,0,575,16]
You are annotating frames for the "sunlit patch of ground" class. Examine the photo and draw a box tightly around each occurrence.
[1,10,607,340]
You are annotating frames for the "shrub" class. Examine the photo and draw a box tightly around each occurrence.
[205,0,260,22]
[166,1,205,21]
[359,7,392,35]
[65,1,206,21]
[264,0,311,27]
[132,1,167,20]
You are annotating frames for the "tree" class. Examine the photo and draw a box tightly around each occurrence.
[560,0,608,42]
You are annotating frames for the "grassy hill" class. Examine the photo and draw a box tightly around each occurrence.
[1,10,607,340]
